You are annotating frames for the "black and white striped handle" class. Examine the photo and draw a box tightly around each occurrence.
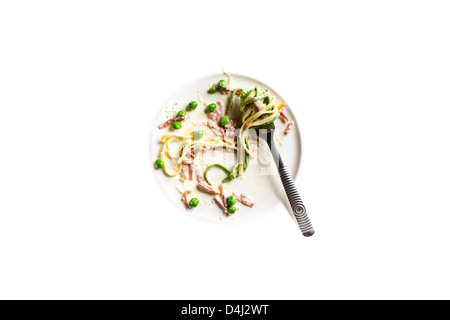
[278,165,315,237]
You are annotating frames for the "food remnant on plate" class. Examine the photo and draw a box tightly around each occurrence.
[155,71,293,215]
[214,195,228,214]
[285,121,294,135]
[232,192,255,207]
[158,114,190,130]
[280,108,290,122]
[182,190,192,207]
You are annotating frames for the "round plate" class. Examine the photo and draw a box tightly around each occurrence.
[150,73,301,223]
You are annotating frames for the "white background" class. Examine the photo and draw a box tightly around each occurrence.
[1,1,449,300]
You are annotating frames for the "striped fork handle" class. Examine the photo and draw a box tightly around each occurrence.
[278,165,315,237]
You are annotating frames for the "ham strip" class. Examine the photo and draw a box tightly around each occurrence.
[213,83,236,95]
[254,100,266,111]
[218,184,227,206]
[183,145,210,163]
[232,192,255,207]
[198,178,219,194]
[223,119,236,137]
[193,163,219,195]
[189,145,209,156]
[285,121,294,134]
[181,164,189,181]
[206,100,237,138]
[189,163,194,180]
[182,191,192,207]
[280,109,290,122]
[207,119,237,138]
[214,195,229,214]
[207,120,223,136]
[158,115,190,130]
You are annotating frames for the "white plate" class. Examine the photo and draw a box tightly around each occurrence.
[150,73,301,224]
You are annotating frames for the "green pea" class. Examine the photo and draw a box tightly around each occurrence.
[228,206,237,214]
[188,101,198,110]
[207,103,217,113]
[217,80,227,90]
[208,86,217,94]
[172,121,182,129]
[227,195,237,207]
[177,110,187,117]
[220,116,230,126]
[194,130,204,140]
[189,198,199,208]
[154,159,164,169]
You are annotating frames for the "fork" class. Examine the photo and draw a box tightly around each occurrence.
[255,122,315,237]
